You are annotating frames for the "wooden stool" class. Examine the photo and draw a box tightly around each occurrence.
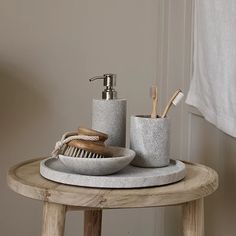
[7,158,218,236]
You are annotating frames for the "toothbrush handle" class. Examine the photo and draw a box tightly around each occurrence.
[161,90,180,118]
[151,97,158,118]
[161,101,172,118]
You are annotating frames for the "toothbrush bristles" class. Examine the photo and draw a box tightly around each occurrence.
[172,91,184,106]
[62,146,105,158]
[150,86,158,99]
[161,89,184,118]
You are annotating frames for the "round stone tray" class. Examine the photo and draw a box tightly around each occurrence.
[40,158,186,189]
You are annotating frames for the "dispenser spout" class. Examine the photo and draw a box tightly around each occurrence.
[89,76,104,82]
[89,73,117,100]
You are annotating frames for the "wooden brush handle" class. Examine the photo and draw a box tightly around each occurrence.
[151,86,158,118]
[161,90,181,118]
[78,127,108,142]
[68,140,113,157]
[151,97,158,118]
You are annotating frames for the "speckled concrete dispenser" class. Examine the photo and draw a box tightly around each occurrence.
[130,115,170,167]
[90,74,126,147]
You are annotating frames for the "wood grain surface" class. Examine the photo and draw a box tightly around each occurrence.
[7,158,218,209]
[84,210,102,236]
[41,202,66,236]
[183,198,204,236]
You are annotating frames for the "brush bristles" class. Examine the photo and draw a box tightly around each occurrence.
[172,91,184,106]
[150,86,158,99]
[63,146,105,158]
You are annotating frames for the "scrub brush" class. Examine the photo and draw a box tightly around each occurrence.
[52,128,113,158]
[150,85,158,118]
[161,89,184,118]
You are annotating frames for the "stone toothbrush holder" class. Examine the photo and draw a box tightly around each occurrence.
[130,115,170,168]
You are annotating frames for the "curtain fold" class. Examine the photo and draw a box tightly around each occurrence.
[186,0,236,137]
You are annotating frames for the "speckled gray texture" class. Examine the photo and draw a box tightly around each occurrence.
[58,146,135,176]
[92,99,127,147]
[40,158,186,188]
[130,115,170,167]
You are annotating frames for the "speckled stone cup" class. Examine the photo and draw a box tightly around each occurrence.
[130,115,170,168]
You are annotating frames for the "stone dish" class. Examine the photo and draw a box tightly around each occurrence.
[58,146,135,176]
[40,158,186,188]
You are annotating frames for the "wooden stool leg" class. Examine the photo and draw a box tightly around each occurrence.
[183,198,204,236]
[84,210,102,236]
[42,202,66,236]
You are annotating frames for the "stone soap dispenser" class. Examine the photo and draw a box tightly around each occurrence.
[90,74,126,147]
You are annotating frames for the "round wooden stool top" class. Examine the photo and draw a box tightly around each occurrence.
[7,158,218,209]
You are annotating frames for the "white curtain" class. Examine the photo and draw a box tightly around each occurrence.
[186,0,236,137]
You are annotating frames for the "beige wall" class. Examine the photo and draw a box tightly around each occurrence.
[2,1,235,236]
[0,0,162,235]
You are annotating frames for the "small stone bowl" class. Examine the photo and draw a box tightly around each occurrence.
[59,146,135,176]
[130,115,170,168]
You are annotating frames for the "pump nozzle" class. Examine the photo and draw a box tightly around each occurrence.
[89,73,117,100]
[89,76,104,82]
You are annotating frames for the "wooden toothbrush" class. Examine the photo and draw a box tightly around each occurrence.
[161,89,184,118]
[150,86,158,118]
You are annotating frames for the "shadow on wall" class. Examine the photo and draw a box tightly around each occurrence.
[0,62,49,236]
[0,62,49,163]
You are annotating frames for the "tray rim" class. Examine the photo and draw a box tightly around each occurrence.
[40,157,186,189]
